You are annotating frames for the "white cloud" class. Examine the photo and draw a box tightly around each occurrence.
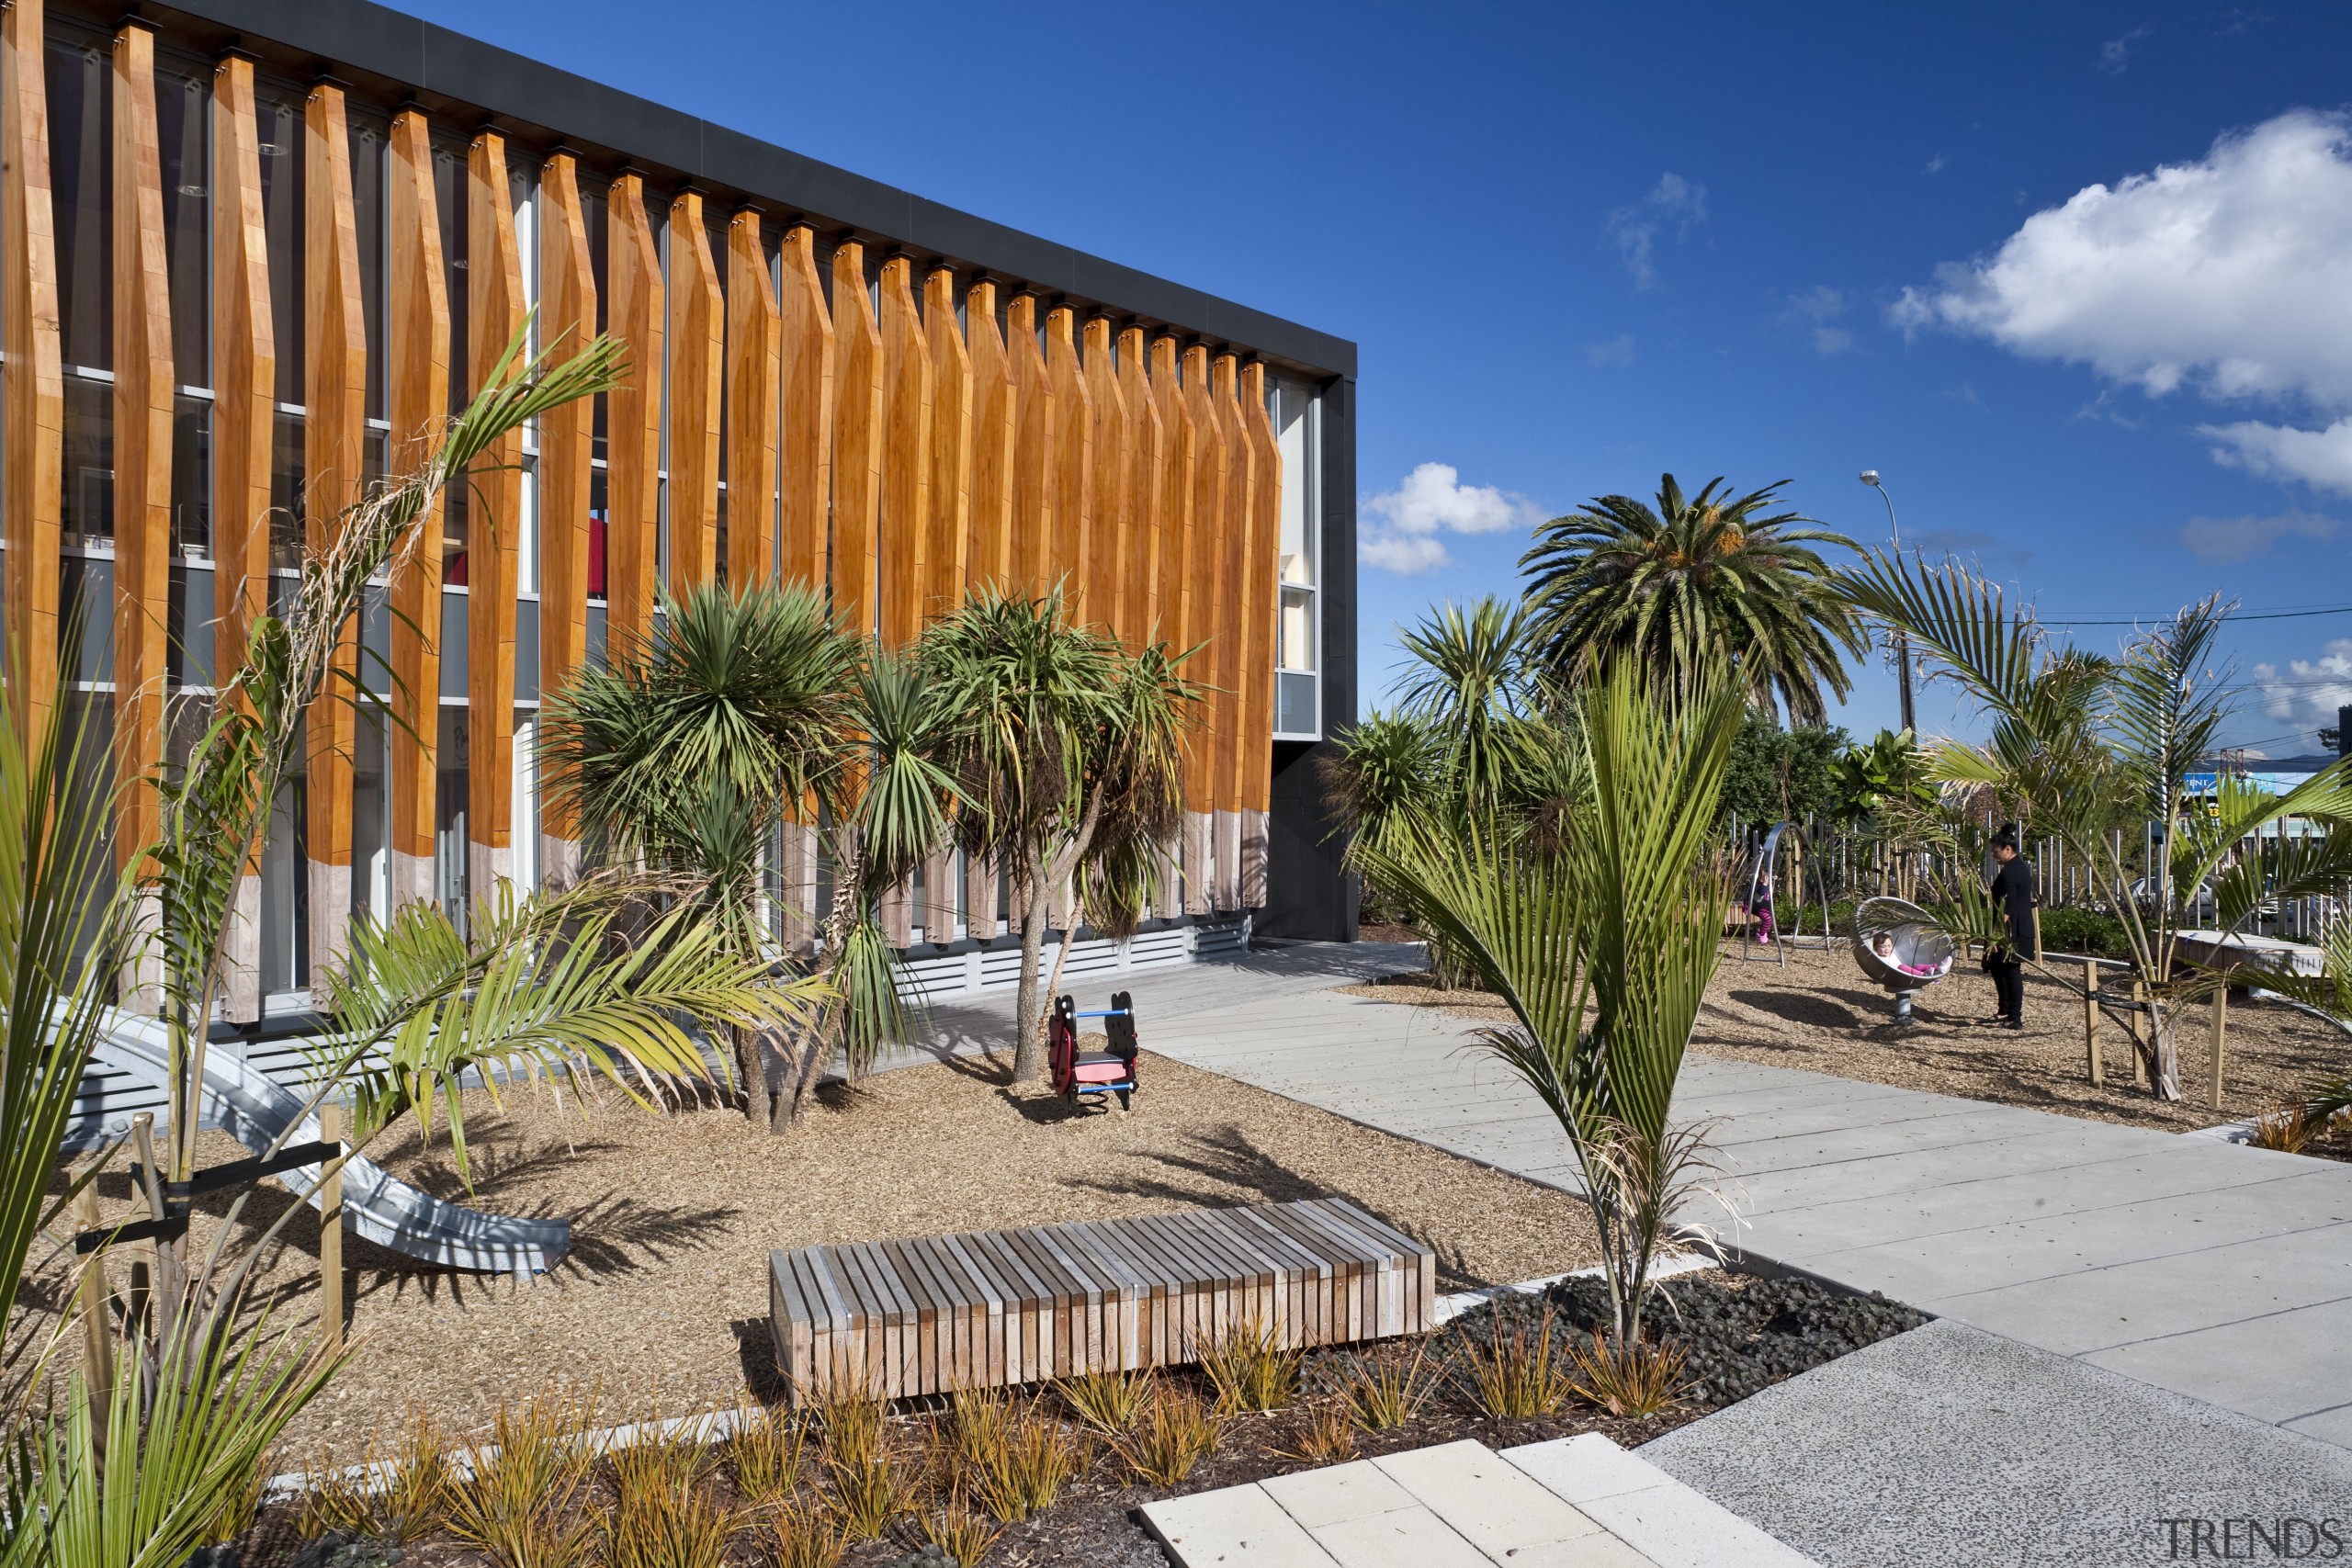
[1894,111,2352,403]
[1897,110,2352,494]
[2177,507,2338,562]
[2098,25,2150,74]
[1604,173,1707,290]
[2201,416,2352,495]
[2254,637,2352,730]
[1360,535,1452,575]
[1359,462,1546,576]
[1587,333,1637,368]
[1784,287,1855,355]
[1922,152,1950,176]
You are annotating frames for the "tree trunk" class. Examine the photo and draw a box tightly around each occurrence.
[1011,851,1051,1082]
[734,1023,770,1125]
[769,1023,827,1132]
[2143,996,2184,1101]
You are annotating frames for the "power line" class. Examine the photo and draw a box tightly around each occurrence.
[2039,604,2352,626]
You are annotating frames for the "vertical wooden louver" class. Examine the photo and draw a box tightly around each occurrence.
[876,254,931,649]
[1,0,60,743]
[1211,353,1253,911]
[666,190,722,596]
[209,50,273,1018]
[111,21,171,1007]
[776,223,832,594]
[604,173,662,652]
[386,108,447,915]
[725,208,779,589]
[466,131,524,897]
[1080,318,1127,642]
[831,240,882,637]
[1005,292,1051,595]
[1239,361,1283,909]
[304,81,368,976]
[964,280,1015,594]
[1149,337,1195,919]
[1116,326,1163,647]
[1180,344,1223,913]
[538,152,595,884]
[921,266,972,940]
[775,223,831,952]
[1044,306,1090,618]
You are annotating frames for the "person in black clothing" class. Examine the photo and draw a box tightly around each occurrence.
[1984,829,2035,1028]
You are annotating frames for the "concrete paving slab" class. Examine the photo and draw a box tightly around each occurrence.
[1502,1436,1818,1566]
[1920,1229,2352,1354]
[1258,1459,1417,1530]
[2288,1403,2352,1448]
[1727,1125,2154,1213]
[1372,1438,1609,1556]
[1641,1320,2352,1567]
[1142,1482,1337,1567]
[1310,1505,1493,1568]
[2080,1292,2352,1422]
[1503,1432,1667,1504]
[1713,1106,2104,1176]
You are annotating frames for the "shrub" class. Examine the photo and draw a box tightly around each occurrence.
[445,1389,601,1568]
[2247,1102,2325,1154]
[1457,1306,1565,1418]
[1561,1332,1689,1416]
[2037,906,2132,959]
[1278,1401,1357,1466]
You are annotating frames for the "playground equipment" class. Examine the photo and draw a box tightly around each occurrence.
[82,1010,567,1275]
[1737,820,1834,967]
[1048,991,1140,1110]
[1850,896,1957,1024]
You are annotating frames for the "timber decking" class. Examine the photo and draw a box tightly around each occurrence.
[768,1199,1436,1404]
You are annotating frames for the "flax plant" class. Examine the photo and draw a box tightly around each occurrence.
[1840,558,2352,1099]
[1358,659,1745,1345]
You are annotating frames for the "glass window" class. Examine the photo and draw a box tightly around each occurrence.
[171,395,211,556]
[434,140,468,562]
[351,116,386,422]
[270,409,303,569]
[256,91,303,406]
[584,176,608,463]
[157,64,208,386]
[62,378,113,547]
[46,36,110,370]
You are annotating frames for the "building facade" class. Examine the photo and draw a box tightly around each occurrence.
[0,0,1358,1015]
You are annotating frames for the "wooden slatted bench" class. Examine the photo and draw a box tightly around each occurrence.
[768,1198,1437,1404]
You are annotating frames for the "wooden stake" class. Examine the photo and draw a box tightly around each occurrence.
[2210,984,2229,1111]
[2083,959,2103,1086]
[72,1183,114,1443]
[320,1102,345,1352]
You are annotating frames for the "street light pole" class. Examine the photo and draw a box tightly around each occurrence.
[1859,470,1917,736]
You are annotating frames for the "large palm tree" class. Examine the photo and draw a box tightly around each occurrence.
[1520,474,1864,724]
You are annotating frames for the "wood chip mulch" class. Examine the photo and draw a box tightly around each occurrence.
[1343,940,2351,1135]
[21,1050,1601,1458]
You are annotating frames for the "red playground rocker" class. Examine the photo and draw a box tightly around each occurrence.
[1047,991,1140,1111]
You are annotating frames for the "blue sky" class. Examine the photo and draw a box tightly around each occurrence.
[412,0,2352,754]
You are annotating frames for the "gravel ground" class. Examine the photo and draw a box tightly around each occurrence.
[1344,940,2350,1134]
[22,1050,1600,1457]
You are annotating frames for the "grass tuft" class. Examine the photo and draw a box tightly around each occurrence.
[1563,1332,1688,1417]
[2247,1102,2327,1154]
[921,1490,1007,1566]
[1196,1317,1302,1414]
[1055,1367,1152,1435]
[445,1387,603,1568]
[300,1409,452,1543]
[726,1394,809,1506]
[1460,1308,1566,1419]
[609,1414,716,1501]
[963,1399,1086,1524]
[1278,1400,1358,1467]
[1114,1382,1221,1487]
[605,1480,737,1568]
[763,1499,844,1568]
[1339,1345,1434,1432]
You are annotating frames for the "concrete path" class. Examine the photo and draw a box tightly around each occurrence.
[1137,983,2352,1451]
[1141,1435,1815,1568]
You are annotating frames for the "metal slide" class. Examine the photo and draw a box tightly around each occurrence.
[85,1010,568,1276]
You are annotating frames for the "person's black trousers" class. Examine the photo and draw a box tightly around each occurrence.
[1991,954,2025,1021]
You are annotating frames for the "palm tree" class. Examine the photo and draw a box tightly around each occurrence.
[921,587,1197,1082]
[1520,474,1864,724]
[540,579,957,1127]
[1841,558,2352,1099]
[1357,659,1746,1347]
